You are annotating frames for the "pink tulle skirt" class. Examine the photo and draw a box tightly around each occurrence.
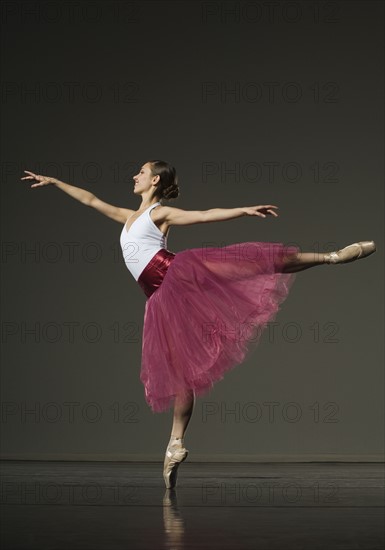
[138,242,299,413]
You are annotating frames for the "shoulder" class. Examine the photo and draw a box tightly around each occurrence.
[121,207,136,221]
[151,205,173,222]
[122,207,136,217]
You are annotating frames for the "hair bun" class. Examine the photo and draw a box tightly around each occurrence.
[148,160,179,201]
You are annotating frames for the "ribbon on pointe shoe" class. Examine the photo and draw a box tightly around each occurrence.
[324,241,376,265]
[163,447,189,489]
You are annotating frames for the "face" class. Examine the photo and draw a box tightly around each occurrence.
[133,163,159,195]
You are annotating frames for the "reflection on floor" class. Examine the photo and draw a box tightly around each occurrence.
[1,461,384,549]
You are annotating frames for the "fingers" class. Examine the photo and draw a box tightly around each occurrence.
[246,205,280,219]
[21,170,38,181]
[21,170,46,188]
[260,205,279,217]
[21,170,45,188]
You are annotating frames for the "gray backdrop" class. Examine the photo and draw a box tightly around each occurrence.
[1,0,383,461]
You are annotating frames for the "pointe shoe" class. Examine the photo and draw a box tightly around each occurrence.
[324,241,376,264]
[163,445,189,489]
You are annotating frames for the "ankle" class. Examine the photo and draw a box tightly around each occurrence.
[168,435,184,448]
[324,251,339,264]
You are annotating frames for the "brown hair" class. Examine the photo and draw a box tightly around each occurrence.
[147,160,180,201]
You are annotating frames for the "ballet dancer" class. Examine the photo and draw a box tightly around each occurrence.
[21,161,376,489]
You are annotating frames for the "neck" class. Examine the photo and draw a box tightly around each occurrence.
[138,200,159,210]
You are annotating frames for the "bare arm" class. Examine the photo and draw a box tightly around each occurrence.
[21,171,132,223]
[157,205,279,226]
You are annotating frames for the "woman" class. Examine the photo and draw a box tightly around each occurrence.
[21,160,376,489]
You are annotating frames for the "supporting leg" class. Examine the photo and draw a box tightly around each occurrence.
[163,390,195,489]
[170,389,196,440]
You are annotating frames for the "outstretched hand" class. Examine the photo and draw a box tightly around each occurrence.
[21,170,58,188]
[242,205,279,218]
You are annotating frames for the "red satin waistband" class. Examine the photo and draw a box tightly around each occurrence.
[137,249,176,298]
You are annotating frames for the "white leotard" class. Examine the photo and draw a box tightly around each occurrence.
[120,202,168,281]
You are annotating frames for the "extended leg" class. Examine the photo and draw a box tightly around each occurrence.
[280,240,376,273]
[280,250,327,273]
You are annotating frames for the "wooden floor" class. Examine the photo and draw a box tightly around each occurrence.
[1,461,384,549]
